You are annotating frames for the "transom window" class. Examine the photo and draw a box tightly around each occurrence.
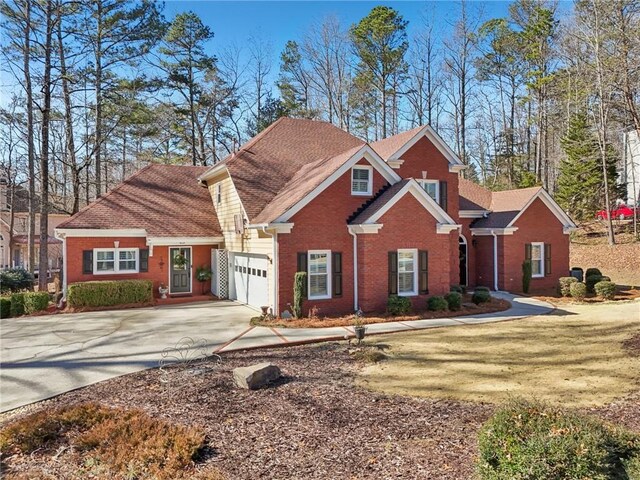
[418,179,439,203]
[531,242,544,278]
[397,249,418,296]
[308,250,331,299]
[94,248,139,274]
[351,166,372,196]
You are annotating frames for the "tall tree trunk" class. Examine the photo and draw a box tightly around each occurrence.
[23,0,36,275]
[94,0,103,197]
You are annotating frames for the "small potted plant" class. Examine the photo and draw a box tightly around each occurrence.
[195,266,212,294]
[353,309,366,343]
[158,283,169,299]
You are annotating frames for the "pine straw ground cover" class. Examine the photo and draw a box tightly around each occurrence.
[252,295,510,328]
[2,328,640,480]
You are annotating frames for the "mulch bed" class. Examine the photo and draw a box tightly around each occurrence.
[2,341,639,480]
[253,296,510,328]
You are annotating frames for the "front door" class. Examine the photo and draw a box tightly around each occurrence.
[170,247,191,294]
[459,236,468,286]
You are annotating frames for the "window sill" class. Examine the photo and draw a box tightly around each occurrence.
[531,274,544,279]
[397,291,418,297]
[308,295,332,301]
[351,192,372,197]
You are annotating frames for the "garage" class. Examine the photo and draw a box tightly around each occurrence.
[230,253,269,309]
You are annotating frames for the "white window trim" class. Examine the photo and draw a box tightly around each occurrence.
[397,248,418,297]
[216,183,222,204]
[93,247,139,275]
[351,165,373,196]
[417,179,440,203]
[531,242,544,278]
[307,249,332,300]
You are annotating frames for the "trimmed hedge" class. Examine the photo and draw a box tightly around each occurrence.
[67,280,153,308]
[444,292,462,311]
[0,268,34,293]
[450,284,466,294]
[594,280,616,300]
[472,290,491,305]
[570,282,587,301]
[387,295,411,316]
[558,276,578,297]
[23,292,50,314]
[427,296,448,312]
[475,286,490,293]
[9,293,26,317]
[522,260,532,294]
[0,297,10,318]
[477,399,640,480]
[586,274,603,294]
[585,267,603,278]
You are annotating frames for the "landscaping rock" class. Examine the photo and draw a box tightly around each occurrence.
[280,310,293,319]
[233,363,281,390]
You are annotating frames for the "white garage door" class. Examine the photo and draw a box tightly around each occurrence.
[230,253,269,309]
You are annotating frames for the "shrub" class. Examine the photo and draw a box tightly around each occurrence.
[472,290,491,305]
[585,267,603,278]
[0,268,34,293]
[475,286,490,293]
[427,295,448,312]
[9,293,25,317]
[67,280,153,308]
[558,276,578,297]
[586,274,603,294]
[23,292,50,314]
[522,260,532,293]
[594,280,616,300]
[444,292,462,311]
[477,399,640,480]
[387,295,411,316]
[293,271,307,318]
[450,284,466,294]
[0,297,10,318]
[570,282,587,301]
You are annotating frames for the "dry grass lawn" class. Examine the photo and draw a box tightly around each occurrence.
[357,301,640,407]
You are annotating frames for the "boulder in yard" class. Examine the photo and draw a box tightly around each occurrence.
[233,363,281,390]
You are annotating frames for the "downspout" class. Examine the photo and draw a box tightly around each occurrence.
[55,231,67,297]
[349,228,358,311]
[491,230,498,291]
[261,226,279,316]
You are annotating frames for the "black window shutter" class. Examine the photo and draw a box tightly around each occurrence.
[419,250,429,294]
[544,244,551,276]
[439,180,448,212]
[139,249,149,272]
[388,251,398,295]
[82,250,93,274]
[332,252,342,297]
[524,243,532,262]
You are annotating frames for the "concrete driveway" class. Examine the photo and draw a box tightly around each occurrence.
[0,301,255,412]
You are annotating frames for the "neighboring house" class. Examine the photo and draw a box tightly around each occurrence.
[0,181,68,273]
[56,118,576,314]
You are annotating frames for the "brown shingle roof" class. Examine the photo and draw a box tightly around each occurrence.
[218,117,364,222]
[458,178,492,211]
[370,126,423,160]
[57,164,221,237]
[349,180,409,224]
[472,186,542,229]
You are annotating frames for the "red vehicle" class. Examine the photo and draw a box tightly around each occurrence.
[596,204,637,220]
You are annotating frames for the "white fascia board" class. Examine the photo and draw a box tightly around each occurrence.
[147,236,224,246]
[506,189,577,230]
[248,222,294,234]
[198,163,229,182]
[387,159,404,169]
[348,224,383,234]
[275,145,401,223]
[437,224,462,234]
[55,228,147,238]
[460,210,491,218]
[388,125,465,167]
[470,227,518,236]
[449,164,467,173]
[363,179,457,227]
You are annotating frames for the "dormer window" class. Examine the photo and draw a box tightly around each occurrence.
[351,166,372,196]
[417,179,439,203]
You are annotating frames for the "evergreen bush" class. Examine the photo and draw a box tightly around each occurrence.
[450,284,463,294]
[522,260,532,293]
[427,295,448,312]
[0,268,34,293]
[585,268,603,278]
[477,399,640,480]
[0,297,10,318]
[570,282,587,301]
[586,274,603,294]
[558,276,578,297]
[9,293,26,316]
[475,286,490,293]
[23,292,50,314]
[292,272,307,318]
[67,280,153,308]
[444,292,462,311]
[594,281,616,300]
[387,295,411,316]
[472,290,491,305]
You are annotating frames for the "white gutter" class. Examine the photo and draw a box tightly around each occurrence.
[261,226,279,316]
[491,230,499,291]
[348,229,359,311]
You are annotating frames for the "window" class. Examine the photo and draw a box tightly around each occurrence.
[94,248,138,274]
[308,250,331,299]
[531,242,544,278]
[216,183,222,204]
[397,249,418,296]
[351,166,372,195]
[418,179,439,203]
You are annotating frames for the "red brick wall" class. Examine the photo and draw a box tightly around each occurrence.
[278,158,389,316]
[357,194,454,313]
[474,235,495,289]
[65,236,215,297]
[500,198,570,292]
[460,218,476,288]
[394,136,460,218]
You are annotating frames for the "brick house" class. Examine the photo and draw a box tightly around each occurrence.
[56,118,575,315]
